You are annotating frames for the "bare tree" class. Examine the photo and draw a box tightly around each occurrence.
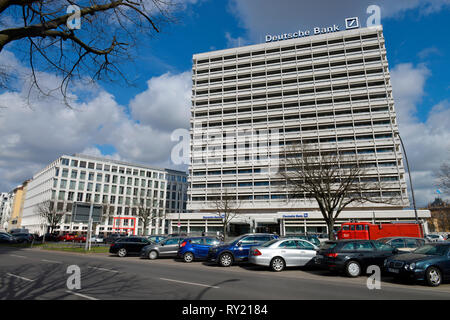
[213,189,241,241]
[35,200,64,235]
[0,0,180,104]
[437,162,450,196]
[279,144,402,239]
[131,196,161,236]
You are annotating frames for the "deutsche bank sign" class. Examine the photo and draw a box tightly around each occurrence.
[265,17,360,43]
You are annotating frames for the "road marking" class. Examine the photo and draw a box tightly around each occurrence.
[88,266,119,273]
[159,277,220,289]
[6,273,34,282]
[65,290,99,300]
[9,254,27,258]
[41,259,62,264]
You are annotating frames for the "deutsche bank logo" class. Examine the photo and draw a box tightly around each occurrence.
[345,17,359,29]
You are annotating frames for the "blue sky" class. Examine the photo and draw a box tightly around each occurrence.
[0,0,449,206]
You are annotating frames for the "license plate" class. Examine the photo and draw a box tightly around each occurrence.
[388,268,399,274]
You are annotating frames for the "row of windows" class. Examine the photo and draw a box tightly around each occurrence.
[202,116,391,130]
[191,191,402,201]
[195,102,389,119]
[52,191,166,206]
[195,33,380,64]
[194,45,382,75]
[194,73,387,106]
[60,158,168,179]
[55,169,167,188]
[194,76,385,98]
[194,133,394,152]
[192,176,399,188]
[191,161,399,177]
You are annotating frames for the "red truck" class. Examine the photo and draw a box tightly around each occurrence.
[337,221,424,240]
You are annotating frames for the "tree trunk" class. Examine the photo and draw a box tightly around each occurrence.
[326,219,335,240]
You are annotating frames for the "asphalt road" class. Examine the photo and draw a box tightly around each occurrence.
[1,246,449,300]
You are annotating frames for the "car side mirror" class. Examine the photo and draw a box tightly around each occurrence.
[236,242,241,247]
[393,248,399,254]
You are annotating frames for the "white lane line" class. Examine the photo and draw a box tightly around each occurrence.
[41,259,62,264]
[65,290,99,300]
[9,254,27,258]
[6,273,34,282]
[159,277,220,289]
[87,266,119,273]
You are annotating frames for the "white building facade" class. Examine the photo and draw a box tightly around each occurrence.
[176,24,430,235]
[21,154,187,235]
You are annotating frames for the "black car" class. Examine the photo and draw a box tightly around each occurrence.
[384,243,450,286]
[105,233,127,244]
[0,233,16,244]
[109,236,152,257]
[12,233,34,243]
[36,233,60,242]
[315,240,398,277]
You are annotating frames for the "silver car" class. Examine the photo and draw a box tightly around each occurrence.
[248,238,319,272]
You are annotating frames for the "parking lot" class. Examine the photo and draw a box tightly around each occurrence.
[1,246,449,300]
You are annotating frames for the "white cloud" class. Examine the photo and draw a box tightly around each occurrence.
[0,51,191,192]
[390,63,450,206]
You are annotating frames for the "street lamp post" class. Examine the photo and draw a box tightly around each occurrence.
[397,132,419,223]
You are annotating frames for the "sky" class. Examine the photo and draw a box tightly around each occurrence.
[0,0,449,207]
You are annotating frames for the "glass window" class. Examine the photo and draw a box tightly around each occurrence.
[373,241,394,251]
[341,242,355,251]
[190,238,203,244]
[390,238,405,248]
[405,238,419,248]
[239,236,258,245]
[279,240,297,248]
[71,170,77,179]
[354,241,374,251]
[297,240,315,249]
[164,238,180,245]
[62,169,69,178]
[204,238,220,245]
[80,171,86,180]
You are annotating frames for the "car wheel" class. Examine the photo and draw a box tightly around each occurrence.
[270,257,285,272]
[219,253,233,267]
[345,260,361,277]
[148,250,158,260]
[117,248,127,257]
[425,267,442,287]
[183,252,194,263]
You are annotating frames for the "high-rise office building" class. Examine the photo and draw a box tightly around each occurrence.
[188,25,409,216]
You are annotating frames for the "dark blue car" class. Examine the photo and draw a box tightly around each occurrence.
[207,233,279,267]
[178,236,222,262]
[384,243,450,286]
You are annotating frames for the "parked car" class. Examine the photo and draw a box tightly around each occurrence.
[207,233,279,267]
[12,233,34,243]
[146,235,167,244]
[178,236,222,262]
[0,233,17,244]
[249,238,318,272]
[59,233,76,242]
[425,234,445,242]
[285,234,321,247]
[36,233,60,242]
[74,235,87,243]
[140,236,186,260]
[109,236,152,257]
[315,240,398,277]
[377,237,426,252]
[384,243,450,286]
[90,235,104,243]
[105,233,127,244]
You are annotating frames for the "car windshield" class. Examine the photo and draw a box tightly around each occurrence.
[413,245,448,256]
[261,239,279,247]
[320,242,337,250]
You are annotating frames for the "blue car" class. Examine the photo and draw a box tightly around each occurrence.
[207,233,279,267]
[384,243,450,286]
[178,236,222,262]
